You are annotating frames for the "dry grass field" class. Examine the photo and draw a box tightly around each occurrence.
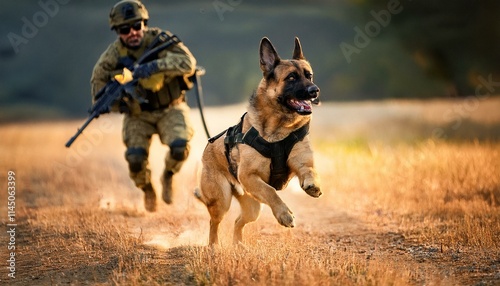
[1,97,499,285]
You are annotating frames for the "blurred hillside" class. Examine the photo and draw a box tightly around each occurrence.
[0,0,498,121]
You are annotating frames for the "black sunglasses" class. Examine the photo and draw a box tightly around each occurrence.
[116,21,142,35]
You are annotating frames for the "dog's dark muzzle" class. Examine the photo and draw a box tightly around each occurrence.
[308,85,320,105]
[308,85,320,97]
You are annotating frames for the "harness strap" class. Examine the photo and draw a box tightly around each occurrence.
[212,112,309,190]
[243,123,309,189]
[223,113,246,178]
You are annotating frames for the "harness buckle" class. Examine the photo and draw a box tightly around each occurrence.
[234,133,244,143]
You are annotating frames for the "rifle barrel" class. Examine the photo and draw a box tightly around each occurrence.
[65,114,96,148]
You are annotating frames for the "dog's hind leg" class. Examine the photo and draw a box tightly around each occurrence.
[234,192,261,244]
[201,173,233,245]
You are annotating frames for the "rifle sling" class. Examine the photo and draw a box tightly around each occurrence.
[136,33,181,66]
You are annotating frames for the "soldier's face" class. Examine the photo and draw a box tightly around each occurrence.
[117,20,144,48]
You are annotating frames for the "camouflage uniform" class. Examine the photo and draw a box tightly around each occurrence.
[91,27,196,192]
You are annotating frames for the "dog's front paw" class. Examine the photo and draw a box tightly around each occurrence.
[303,184,322,198]
[276,209,295,228]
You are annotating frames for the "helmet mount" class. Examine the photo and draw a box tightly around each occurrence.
[109,0,149,29]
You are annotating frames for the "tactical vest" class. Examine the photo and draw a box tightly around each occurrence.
[212,113,310,190]
[116,30,191,112]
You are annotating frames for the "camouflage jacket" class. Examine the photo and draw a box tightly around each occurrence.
[90,27,196,108]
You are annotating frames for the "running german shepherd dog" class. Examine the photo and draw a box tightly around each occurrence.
[196,37,321,245]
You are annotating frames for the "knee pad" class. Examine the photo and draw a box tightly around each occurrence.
[125,147,148,173]
[169,139,189,161]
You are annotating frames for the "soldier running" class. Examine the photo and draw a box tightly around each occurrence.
[91,0,196,212]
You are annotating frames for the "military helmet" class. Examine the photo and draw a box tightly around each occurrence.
[109,0,149,29]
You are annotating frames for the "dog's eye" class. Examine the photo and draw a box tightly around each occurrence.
[286,73,297,81]
[305,72,313,80]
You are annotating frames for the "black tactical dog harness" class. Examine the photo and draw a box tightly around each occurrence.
[209,113,309,190]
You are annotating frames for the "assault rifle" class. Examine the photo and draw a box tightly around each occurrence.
[65,34,181,148]
[64,78,139,148]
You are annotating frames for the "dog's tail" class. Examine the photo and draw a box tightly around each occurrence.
[193,161,206,204]
[194,187,203,202]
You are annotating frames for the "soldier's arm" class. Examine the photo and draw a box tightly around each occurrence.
[153,42,196,77]
[90,45,121,102]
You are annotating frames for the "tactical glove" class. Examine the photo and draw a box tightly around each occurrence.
[133,61,159,79]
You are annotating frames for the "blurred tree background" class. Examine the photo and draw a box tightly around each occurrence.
[0,0,498,121]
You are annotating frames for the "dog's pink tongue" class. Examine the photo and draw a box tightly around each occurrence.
[300,101,312,112]
[289,99,312,113]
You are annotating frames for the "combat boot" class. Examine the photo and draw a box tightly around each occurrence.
[161,170,174,204]
[142,183,157,212]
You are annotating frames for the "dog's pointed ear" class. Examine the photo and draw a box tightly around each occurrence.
[260,37,280,75]
[292,37,305,60]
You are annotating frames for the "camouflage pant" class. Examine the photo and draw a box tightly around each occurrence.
[122,102,194,188]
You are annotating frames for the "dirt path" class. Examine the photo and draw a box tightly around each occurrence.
[2,99,500,285]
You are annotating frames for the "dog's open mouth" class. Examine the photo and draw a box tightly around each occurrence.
[287,99,313,114]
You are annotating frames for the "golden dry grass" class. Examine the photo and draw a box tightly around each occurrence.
[0,97,499,285]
